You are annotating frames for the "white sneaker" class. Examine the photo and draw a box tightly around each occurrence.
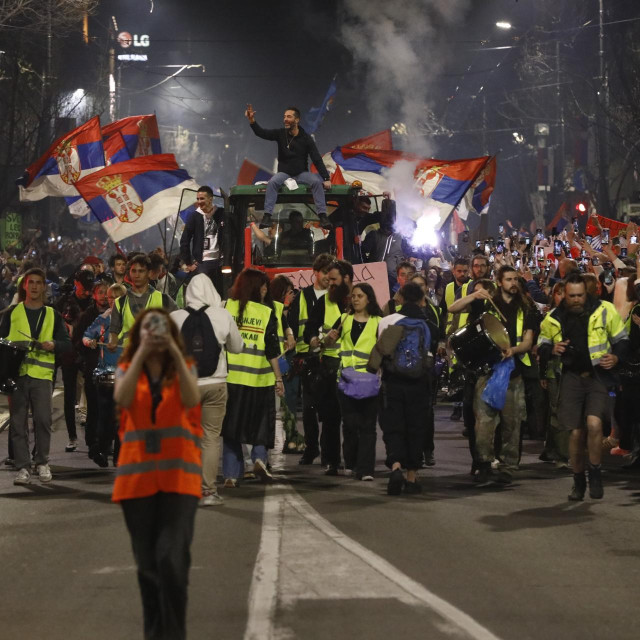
[14,468,31,485]
[200,492,224,507]
[253,459,273,483]
[37,464,52,483]
[361,475,374,482]
[344,469,354,477]
[490,458,500,470]
[65,439,78,452]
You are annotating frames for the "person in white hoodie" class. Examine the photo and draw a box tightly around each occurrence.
[171,274,244,506]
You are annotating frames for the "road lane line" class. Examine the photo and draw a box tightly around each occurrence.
[244,484,503,640]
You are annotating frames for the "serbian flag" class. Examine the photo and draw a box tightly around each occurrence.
[101,114,162,158]
[303,76,337,135]
[321,142,491,228]
[17,116,105,201]
[236,158,274,185]
[74,154,199,242]
[66,131,133,218]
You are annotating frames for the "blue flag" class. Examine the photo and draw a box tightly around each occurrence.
[303,77,337,135]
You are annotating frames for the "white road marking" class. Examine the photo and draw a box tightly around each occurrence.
[244,485,502,640]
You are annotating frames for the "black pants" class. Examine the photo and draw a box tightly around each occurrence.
[380,376,429,470]
[523,374,546,439]
[97,384,120,463]
[462,375,477,463]
[84,370,99,454]
[121,492,198,640]
[316,357,342,467]
[194,259,222,297]
[423,373,438,457]
[615,378,640,451]
[300,357,321,457]
[61,362,80,440]
[338,390,377,476]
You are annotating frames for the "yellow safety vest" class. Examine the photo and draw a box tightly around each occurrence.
[338,313,380,371]
[7,303,56,381]
[296,289,310,354]
[225,299,275,387]
[538,300,628,367]
[489,306,531,367]
[273,300,286,354]
[322,298,342,358]
[116,289,164,346]
[445,280,471,335]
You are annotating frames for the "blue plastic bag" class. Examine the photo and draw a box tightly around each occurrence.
[481,357,515,410]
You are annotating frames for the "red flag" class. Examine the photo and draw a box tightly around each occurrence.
[345,130,393,151]
[330,164,346,185]
[586,214,627,237]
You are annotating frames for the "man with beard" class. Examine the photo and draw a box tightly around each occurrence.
[538,273,628,500]
[473,265,536,487]
[304,259,354,474]
[287,253,334,464]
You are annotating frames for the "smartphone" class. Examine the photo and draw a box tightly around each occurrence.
[537,247,545,260]
[475,240,482,249]
[544,267,550,277]
[553,240,562,256]
[496,241,504,254]
[525,237,531,246]
[488,254,495,264]
[511,250,519,258]
[527,259,534,268]
[546,258,552,266]
[631,235,637,244]
[601,228,610,245]
[536,228,543,241]
[498,224,504,234]
[591,256,599,266]
[515,259,521,269]
[585,234,593,243]
[580,249,588,258]
[511,230,518,239]
[621,247,628,258]
[146,313,168,336]
[462,231,469,243]
[572,217,579,233]
[563,241,571,252]
[604,270,614,286]
[484,243,490,255]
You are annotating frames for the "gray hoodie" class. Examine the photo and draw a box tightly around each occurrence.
[170,274,244,385]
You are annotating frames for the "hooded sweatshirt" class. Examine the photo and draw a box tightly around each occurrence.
[170,274,244,385]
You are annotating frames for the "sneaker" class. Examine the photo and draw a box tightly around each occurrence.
[243,471,256,480]
[4,457,15,467]
[360,475,374,482]
[610,447,630,457]
[200,492,224,507]
[587,463,603,499]
[475,465,493,488]
[387,468,404,495]
[36,464,52,483]
[424,453,436,467]
[254,459,273,483]
[538,451,557,464]
[554,460,571,470]
[259,212,273,229]
[324,465,339,476]
[449,405,462,421]
[298,451,319,465]
[65,439,78,452]
[14,468,31,485]
[494,470,512,485]
[343,469,354,477]
[490,458,501,470]
[223,478,238,488]
[568,472,586,501]
[93,453,109,468]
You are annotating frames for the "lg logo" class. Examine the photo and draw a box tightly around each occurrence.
[117,32,151,48]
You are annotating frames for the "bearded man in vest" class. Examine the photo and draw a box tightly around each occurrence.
[440,257,471,421]
[538,273,629,501]
[286,253,334,465]
[0,268,71,485]
[473,265,536,487]
[304,259,354,475]
[108,254,177,352]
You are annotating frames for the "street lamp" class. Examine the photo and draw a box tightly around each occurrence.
[496,21,512,30]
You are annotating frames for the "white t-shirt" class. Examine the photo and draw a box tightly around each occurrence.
[200,207,220,261]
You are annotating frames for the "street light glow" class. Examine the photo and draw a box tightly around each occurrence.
[496,21,512,30]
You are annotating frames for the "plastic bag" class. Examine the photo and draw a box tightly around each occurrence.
[481,357,515,410]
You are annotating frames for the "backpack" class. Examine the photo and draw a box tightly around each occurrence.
[181,306,221,377]
[384,319,432,379]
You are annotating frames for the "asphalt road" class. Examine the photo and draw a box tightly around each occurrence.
[1,390,639,640]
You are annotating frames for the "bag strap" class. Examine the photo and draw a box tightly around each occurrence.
[34,307,48,342]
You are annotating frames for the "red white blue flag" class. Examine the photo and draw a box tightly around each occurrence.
[74,154,198,242]
[101,114,162,158]
[17,116,105,201]
[66,131,133,218]
[236,158,274,185]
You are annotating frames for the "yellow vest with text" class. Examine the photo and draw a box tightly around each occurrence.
[7,303,56,381]
[273,300,286,354]
[445,280,471,335]
[117,290,164,346]
[537,300,628,367]
[338,314,380,372]
[296,289,310,354]
[322,298,342,358]
[488,305,531,367]
[225,299,275,387]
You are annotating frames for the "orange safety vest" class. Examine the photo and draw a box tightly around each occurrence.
[112,362,203,502]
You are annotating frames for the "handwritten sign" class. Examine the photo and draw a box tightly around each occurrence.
[278,261,390,307]
[0,212,22,250]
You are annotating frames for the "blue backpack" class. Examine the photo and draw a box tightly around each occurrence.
[385,318,432,379]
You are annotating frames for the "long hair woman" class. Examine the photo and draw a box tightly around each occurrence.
[326,283,382,480]
[113,308,201,640]
[222,268,284,486]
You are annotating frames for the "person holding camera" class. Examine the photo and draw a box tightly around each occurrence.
[113,308,201,640]
[538,273,629,501]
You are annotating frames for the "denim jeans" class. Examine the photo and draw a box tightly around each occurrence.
[264,171,327,215]
[222,440,267,480]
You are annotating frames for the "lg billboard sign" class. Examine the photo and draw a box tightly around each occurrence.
[117,32,150,48]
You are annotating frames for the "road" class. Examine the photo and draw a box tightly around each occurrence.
[1,390,639,640]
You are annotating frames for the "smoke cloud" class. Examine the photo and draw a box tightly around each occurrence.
[340,0,470,155]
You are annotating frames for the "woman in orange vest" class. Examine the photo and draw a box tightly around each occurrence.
[113,308,201,640]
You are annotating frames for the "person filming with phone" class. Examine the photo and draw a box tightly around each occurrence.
[112,308,201,640]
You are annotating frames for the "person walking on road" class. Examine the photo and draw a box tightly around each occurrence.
[113,308,202,640]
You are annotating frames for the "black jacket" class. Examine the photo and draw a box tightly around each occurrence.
[179,207,225,266]
[250,122,330,180]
